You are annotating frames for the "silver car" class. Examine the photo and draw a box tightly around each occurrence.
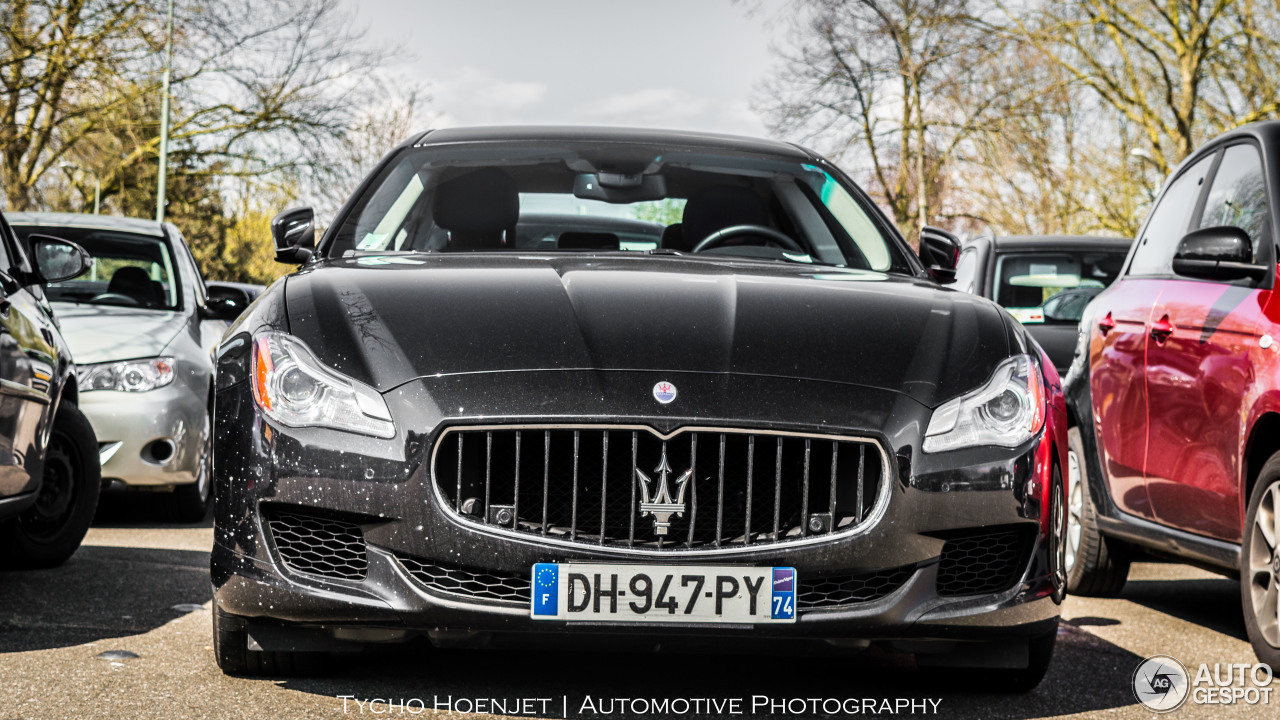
[8,213,246,521]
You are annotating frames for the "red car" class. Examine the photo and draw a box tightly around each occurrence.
[1066,121,1280,665]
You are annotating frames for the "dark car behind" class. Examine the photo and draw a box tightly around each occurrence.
[955,235,1132,373]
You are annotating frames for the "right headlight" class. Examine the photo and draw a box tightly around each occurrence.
[922,354,1046,453]
[251,331,395,439]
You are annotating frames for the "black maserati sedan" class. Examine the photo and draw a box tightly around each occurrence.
[210,127,1068,689]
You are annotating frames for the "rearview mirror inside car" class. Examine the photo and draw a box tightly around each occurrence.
[919,226,960,284]
[573,173,667,203]
[1171,226,1268,282]
[29,234,92,285]
[271,206,315,264]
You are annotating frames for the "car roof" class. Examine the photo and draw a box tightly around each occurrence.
[411,125,814,161]
[6,211,166,238]
[988,234,1132,252]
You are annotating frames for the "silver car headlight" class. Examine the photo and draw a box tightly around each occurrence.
[251,331,394,439]
[922,354,1046,453]
[80,357,176,393]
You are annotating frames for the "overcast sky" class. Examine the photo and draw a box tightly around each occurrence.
[350,0,788,139]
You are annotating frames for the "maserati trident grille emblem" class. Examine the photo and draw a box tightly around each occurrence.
[635,445,692,536]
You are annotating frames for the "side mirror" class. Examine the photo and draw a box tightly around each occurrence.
[201,285,251,321]
[271,206,315,264]
[919,225,960,284]
[29,235,92,284]
[1171,226,1268,282]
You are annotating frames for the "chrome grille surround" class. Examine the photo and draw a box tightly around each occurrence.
[429,424,891,556]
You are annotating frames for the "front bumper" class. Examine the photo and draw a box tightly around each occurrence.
[212,370,1061,656]
[80,382,206,487]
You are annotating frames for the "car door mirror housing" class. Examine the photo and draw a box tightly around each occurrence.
[201,285,251,321]
[29,234,92,284]
[919,225,960,284]
[271,206,315,264]
[1171,226,1268,282]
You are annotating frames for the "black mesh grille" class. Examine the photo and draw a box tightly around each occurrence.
[396,556,530,605]
[266,509,368,581]
[797,566,916,609]
[432,426,885,552]
[936,526,1032,597]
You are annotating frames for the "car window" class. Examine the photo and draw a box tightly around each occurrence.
[1199,143,1271,262]
[1128,153,1216,276]
[994,250,1127,324]
[326,143,913,273]
[0,215,15,276]
[11,225,180,310]
[954,247,978,294]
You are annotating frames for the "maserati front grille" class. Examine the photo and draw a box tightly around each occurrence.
[431,425,888,552]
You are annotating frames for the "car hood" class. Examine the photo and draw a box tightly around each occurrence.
[284,255,1014,408]
[52,304,186,364]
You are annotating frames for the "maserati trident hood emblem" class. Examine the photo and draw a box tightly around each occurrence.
[635,445,692,536]
[652,381,677,404]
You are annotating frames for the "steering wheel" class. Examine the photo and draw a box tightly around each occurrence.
[89,292,142,306]
[692,224,805,254]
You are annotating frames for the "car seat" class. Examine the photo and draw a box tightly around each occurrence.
[432,168,519,251]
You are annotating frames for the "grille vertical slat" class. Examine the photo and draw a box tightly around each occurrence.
[744,436,755,546]
[455,434,464,512]
[773,438,783,540]
[436,426,884,552]
[599,432,609,545]
[856,444,866,522]
[716,435,726,548]
[541,431,550,535]
[801,439,811,537]
[629,432,638,547]
[570,430,580,541]
[687,433,698,548]
[483,431,492,523]
[513,431,522,526]
[828,443,839,526]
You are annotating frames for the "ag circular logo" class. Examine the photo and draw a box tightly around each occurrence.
[652,381,677,404]
[1133,655,1190,712]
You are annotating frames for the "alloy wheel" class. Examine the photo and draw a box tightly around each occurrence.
[1248,481,1280,648]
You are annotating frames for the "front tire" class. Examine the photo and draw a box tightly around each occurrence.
[213,608,324,676]
[170,418,212,522]
[1241,454,1280,667]
[1064,427,1129,597]
[0,401,101,569]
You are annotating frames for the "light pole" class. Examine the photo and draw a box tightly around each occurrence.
[59,163,101,214]
[156,0,175,224]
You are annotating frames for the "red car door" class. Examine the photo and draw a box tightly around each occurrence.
[1145,143,1271,541]
[1090,152,1218,520]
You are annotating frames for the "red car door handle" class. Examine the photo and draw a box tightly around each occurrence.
[1150,314,1174,342]
[1098,312,1115,335]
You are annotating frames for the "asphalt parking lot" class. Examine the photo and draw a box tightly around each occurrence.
[1,493,1274,720]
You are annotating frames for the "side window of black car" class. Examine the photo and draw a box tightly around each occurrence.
[1128,153,1216,276]
[1199,143,1271,262]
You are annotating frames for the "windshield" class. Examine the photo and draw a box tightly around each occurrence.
[12,226,180,310]
[326,142,911,272]
[995,249,1127,324]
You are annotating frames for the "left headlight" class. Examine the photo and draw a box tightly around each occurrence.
[922,354,1046,453]
[251,331,395,439]
[80,357,176,393]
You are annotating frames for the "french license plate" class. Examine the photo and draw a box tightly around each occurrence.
[529,563,796,624]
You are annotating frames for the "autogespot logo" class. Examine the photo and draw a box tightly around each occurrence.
[1133,655,1190,712]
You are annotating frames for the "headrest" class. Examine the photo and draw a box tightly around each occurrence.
[682,185,769,247]
[432,168,519,233]
[558,232,620,250]
[108,266,152,292]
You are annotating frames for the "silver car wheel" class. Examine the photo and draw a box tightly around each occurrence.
[1065,447,1083,574]
[1248,480,1280,648]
